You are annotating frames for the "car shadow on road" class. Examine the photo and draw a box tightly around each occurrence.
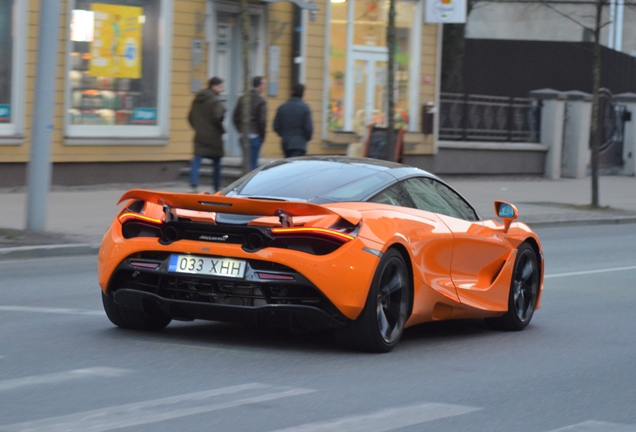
[107,320,345,354]
[97,317,520,355]
[402,319,491,342]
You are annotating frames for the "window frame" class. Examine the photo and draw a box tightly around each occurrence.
[368,182,416,208]
[63,0,173,142]
[400,176,480,221]
[325,0,424,134]
[0,0,27,140]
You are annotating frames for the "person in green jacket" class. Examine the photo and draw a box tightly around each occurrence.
[188,77,226,192]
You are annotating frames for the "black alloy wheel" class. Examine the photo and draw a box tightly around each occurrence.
[102,291,172,331]
[335,249,411,353]
[486,243,539,331]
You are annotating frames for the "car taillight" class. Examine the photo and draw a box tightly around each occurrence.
[119,212,164,239]
[118,212,163,225]
[269,226,357,255]
[270,227,355,244]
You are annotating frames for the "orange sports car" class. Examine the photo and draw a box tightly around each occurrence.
[98,157,544,352]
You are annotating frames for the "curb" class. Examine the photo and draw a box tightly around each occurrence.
[527,216,636,228]
[0,244,100,261]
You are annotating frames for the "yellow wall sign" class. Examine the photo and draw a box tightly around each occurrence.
[89,4,143,78]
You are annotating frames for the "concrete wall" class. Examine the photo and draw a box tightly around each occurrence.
[466,3,636,56]
[404,143,547,175]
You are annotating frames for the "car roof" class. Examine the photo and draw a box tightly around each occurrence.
[278,156,436,178]
[221,156,439,203]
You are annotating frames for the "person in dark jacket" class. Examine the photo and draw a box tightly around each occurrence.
[232,76,267,171]
[188,77,226,192]
[273,83,313,158]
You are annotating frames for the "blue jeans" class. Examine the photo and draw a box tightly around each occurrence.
[190,155,221,191]
[249,136,263,171]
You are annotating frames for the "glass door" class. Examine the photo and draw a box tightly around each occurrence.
[351,49,387,135]
[214,12,241,156]
[210,8,264,156]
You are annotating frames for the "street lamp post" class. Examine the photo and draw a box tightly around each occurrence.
[27,0,62,231]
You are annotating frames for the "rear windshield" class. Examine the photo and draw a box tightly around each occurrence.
[222,159,392,202]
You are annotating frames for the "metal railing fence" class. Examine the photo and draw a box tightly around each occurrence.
[439,93,541,143]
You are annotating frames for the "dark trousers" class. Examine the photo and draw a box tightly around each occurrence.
[284,149,306,158]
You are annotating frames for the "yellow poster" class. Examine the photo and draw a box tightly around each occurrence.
[89,4,143,78]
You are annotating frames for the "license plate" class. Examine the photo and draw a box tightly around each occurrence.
[168,254,246,278]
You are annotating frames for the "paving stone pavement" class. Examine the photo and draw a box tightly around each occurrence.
[1,174,635,259]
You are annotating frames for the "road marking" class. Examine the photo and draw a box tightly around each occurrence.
[0,305,103,316]
[0,383,315,432]
[0,367,130,392]
[546,420,636,431]
[141,339,253,356]
[270,402,481,432]
[545,265,636,279]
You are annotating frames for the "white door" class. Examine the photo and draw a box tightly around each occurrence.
[350,48,388,135]
[210,4,265,156]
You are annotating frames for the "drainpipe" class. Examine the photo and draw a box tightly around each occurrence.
[292,5,304,85]
[608,0,616,49]
[615,0,624,51]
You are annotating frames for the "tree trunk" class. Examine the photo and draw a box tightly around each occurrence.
[440,0,474,93]
[590,0,603,208]
[386,0,396,161]
[240,0,251,175]
[441,23,466,93]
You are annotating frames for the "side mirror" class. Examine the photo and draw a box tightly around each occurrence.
[494,201,518,233]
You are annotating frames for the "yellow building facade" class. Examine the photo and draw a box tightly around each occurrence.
[0,0,439,186]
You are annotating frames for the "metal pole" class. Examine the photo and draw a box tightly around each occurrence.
[608,0,616,49]
[615,0,624,52]
[27,0,62,231]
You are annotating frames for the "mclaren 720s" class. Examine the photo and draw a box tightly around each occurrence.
[98,156,544,352]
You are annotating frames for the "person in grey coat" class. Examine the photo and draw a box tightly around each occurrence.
[273,83,313,158]
[188,77,226,192]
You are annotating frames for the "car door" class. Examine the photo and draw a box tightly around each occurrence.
[368,183,457,305]
[400,177,514,311]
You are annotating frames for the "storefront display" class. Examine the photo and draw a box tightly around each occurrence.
[328,0,417,133]
[67,0,161,129]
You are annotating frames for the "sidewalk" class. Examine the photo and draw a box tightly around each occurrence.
[1,175,635,260]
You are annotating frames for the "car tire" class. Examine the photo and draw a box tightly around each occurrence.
[102,291,171,331]
[334,249,411,353]
[485,243,539,331]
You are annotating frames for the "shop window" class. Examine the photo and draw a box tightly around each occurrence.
[0,0,26,138]
[66,0,170,139]
[353,0,387,47]
[327,0,417,133]
[394,1,416,130]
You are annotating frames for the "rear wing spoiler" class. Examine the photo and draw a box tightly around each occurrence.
[118,189,362,225]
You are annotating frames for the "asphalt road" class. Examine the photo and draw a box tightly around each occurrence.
[0,224,635,432]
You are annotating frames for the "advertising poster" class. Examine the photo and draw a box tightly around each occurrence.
[0,105,10,123]
[89,4,143,78]
[425,0,467,23]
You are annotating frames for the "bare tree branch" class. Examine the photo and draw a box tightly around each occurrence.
[538,0,595,31]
